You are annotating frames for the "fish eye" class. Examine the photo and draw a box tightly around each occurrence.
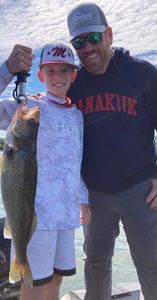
[29,118,36,125]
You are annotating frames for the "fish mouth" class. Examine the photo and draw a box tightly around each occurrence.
[28,107,40,122]
[21,106,40,122]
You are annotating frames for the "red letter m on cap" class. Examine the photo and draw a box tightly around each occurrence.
[52,47,67,58]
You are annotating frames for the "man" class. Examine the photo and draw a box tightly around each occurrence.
[67,2,157,300]
[0,44,33,94]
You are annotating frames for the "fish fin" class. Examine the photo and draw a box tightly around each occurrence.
[9,256,33,288]
[28,212,37,241]
[3,218,12,239]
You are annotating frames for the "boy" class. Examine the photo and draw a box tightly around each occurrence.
[0,41,91,300]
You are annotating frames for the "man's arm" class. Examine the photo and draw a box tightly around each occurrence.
[0,62,13,95]
[0,44,34,95]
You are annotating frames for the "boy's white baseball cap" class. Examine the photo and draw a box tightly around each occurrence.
[39,41,78,69]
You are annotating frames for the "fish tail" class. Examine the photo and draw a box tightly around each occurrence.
[9,256,33,288]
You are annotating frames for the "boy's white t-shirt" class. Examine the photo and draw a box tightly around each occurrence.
[0,93,88,230]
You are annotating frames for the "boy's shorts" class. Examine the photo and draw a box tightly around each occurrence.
[11,229,76,286]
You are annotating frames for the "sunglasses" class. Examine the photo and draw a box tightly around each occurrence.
[71,32,103,50]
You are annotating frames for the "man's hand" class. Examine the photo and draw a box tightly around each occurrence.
[145,178,157,210]
[6,44,34,74]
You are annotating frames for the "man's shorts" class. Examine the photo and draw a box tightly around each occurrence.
[11,229,76,286]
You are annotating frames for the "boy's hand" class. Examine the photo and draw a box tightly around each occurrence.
[80,204,91,225]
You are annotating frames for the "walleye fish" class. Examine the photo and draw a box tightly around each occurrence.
[1,102,40,288]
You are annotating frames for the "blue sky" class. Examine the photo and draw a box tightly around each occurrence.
[0,0,157,60]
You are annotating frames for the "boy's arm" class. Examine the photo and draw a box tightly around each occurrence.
[79,177,91,224]
[77,110,91,224]
[78,111,88,204]
[79,177,89,204]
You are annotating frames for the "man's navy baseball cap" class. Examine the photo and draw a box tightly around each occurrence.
[67,2,108,41]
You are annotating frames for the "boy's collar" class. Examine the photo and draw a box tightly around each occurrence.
[46,92,72,108]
